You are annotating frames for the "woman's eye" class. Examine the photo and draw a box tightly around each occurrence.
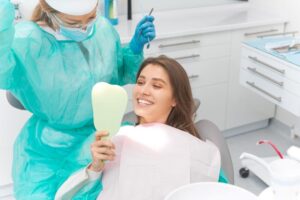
[137,81,144,85]
[153,85,162,89]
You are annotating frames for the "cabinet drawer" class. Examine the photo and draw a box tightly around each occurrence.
[241,46,300,84]
[184,57,229,87]
[159,43,230,62]
[241,58,300,97]
[241,25,283,39]
[240,68,300,116]
[148,45,230,88]
[144,31,231,54]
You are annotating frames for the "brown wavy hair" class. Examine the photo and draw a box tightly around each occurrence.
[136,55,200,139]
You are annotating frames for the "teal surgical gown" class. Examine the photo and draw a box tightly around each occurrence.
[0,1,143,199]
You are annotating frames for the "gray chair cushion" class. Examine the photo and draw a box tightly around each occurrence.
[6,92,25,110]
[195,120,234,184]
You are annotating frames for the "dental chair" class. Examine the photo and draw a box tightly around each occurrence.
[195,120,234,184]
[163,182,258,200]
[6,92,25,110]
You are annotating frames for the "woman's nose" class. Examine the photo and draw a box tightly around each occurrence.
[141,84,151,95]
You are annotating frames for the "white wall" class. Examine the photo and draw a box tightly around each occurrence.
[249,0,300,127]
[249,0,300,33]
[14,0,243,20]
[118,0,243,15]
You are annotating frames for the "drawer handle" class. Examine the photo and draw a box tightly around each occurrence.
[247,67,284,87]
[174,54,200,61]
[158,40,200,48]
[244,29,278,37]
[248,56,285,75]
[246,81,282,102]
[258,31,299,38]
[188,74,199,79]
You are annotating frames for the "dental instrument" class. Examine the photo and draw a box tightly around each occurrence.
[146,8,154,49]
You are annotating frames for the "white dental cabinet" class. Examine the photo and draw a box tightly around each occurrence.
[0,2,288,198]
[240,37,300,138]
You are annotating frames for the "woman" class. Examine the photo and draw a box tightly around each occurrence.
[56,56,224,199]
[0,0,155,199]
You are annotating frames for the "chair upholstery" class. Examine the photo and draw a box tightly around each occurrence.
[195,120,234,184]
[6,92,25,110]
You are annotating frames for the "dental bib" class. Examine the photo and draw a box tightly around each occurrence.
[98,123,221,200]
[92,82,128,138]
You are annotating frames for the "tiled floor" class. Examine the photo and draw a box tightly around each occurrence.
[226,120,300,196]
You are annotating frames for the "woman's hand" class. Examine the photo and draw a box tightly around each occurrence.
[88,131,116,172]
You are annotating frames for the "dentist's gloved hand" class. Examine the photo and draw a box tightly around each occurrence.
[130,15,156,54]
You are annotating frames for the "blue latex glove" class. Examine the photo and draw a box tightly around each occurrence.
[130,15,156,54]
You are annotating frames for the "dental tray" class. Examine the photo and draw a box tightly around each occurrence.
[271,43,300,53]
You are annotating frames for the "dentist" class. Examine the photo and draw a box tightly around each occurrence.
[0,0,155,199]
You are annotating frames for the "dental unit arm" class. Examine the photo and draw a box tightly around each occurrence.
[240,142,300,191]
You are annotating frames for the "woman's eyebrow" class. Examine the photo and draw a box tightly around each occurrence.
[152,78,166,84]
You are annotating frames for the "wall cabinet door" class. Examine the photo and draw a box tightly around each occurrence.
[193,83,228,130]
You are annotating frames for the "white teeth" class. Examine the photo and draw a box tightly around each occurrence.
[138,99,153,105]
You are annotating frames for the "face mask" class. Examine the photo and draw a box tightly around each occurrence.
[59,20,96,42]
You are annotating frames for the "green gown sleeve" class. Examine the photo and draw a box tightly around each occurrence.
[114,28,144,85]
[55,166,103,200]
[0,0,17,89]
[71,179,102,200]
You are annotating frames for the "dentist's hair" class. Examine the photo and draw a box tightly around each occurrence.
[31,0,58,30]
[136,55,200,139]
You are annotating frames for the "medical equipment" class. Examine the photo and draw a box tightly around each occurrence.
[104,0,118,25]
[92,82,128,138]
[240,144,300,200]
[287,145,300,162]
[127,0,132,20]
[164,182,258,200]
[146,8,154,49]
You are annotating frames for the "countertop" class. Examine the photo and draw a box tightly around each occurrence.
[114,3,287,44]
[244,36,300,67]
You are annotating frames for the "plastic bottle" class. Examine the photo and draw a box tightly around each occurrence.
[104,0,118,25]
